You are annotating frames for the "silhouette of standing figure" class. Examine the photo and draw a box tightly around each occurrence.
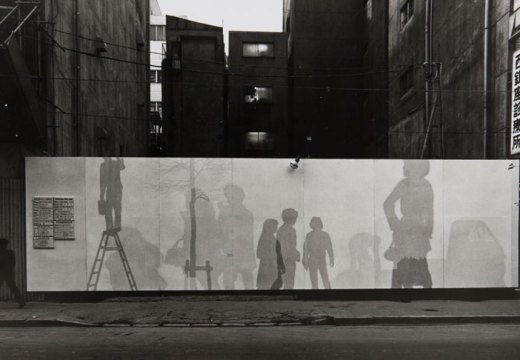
[0,238,25,308]
[256,219,285,289]
[277,208,300,289]
[100,157,125,231]
[218,184,256,290]
[383,160,433,288]
[302,217,334,289]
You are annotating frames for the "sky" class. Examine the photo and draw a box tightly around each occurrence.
[157,0,283,51]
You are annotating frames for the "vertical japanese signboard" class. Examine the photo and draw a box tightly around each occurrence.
[512,49,520,156]
[53,197,75,240]
[33,197,55,249]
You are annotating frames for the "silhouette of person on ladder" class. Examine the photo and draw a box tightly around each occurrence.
[89,157,136,291]
[100,157,125,232]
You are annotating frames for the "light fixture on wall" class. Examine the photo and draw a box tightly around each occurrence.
[290,156,301,170]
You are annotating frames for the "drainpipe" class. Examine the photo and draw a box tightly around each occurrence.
[424,0,431,158]
[483,0,491,159]
[74,0,80,155]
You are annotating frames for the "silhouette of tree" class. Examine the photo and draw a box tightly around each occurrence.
[160,158,230,289]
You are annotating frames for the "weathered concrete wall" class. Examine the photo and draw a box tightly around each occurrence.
[388,0,509,159]
[489,0,511,158]
[362,0,389,158]
[286,0,366,158]
[228,31,289,157]
[43,0,149,157]
[163,16,226,157]
[388,0,427,158]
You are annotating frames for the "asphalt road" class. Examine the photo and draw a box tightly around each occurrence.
[0,325,518,360]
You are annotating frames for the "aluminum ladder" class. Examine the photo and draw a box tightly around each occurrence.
[87,229,138,291]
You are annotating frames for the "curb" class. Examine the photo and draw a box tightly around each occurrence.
[2,315,520,327]
[332,315,520,326]
[0,319,97,327]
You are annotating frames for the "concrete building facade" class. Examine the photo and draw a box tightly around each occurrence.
[149,0,166,156]
[361,0,389,158]
[283,0,366,158]
[0,0,149,300]
[388,0,509,159]
[227,31,289,157]
[162,15,226,157]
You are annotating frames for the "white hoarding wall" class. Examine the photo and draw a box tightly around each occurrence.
[26,158,519,291]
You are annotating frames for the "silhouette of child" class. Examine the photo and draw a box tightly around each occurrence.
[302,217,334,289]
[256,219,285,289]
[276,208,300,289]
[383,160,433,288]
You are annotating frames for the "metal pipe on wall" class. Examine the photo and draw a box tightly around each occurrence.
[483,0,491,159]
[424,0,431,158]
[74,0,80,155]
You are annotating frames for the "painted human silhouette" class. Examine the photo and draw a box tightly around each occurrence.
[100,157,125,231]
[348,233,382,288]
[276,208,300,289]
[0,238,25,308]
[256,219,285,289]
[217,184,256,290]
[446,220,505,287]
[383,160,433,288]
[302,217,334,289]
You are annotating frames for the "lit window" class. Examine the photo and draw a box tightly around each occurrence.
[244,132,273,150]
[244,86,273,104]
[400,0,414,30]
[242,43,274,58]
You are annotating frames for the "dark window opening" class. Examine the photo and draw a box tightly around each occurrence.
[400,0,414,30]
[150,25,166,41]
[150,101,162,119]
[150,70,162,83]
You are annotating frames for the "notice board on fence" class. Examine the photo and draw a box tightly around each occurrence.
[32,197,75,249]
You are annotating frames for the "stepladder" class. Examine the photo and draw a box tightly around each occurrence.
[87,229,138,291]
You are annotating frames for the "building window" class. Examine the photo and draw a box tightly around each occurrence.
[399,66,414,98]
[150,25,166,41]
[150,101,162,117]
[150,70,162,83]
[244,132,273,150]
[242,43,274,58]
[514,0,520,12]
[400,0,414,30]
[244,86,273,104]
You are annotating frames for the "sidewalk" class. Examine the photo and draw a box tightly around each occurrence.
[1,296,520,327]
